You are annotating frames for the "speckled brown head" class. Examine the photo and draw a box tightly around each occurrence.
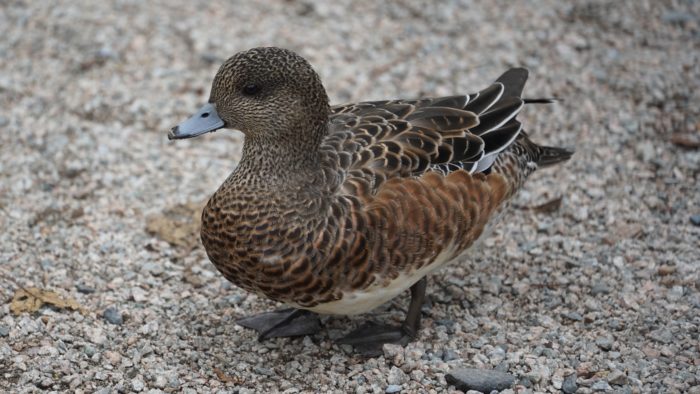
[169,47,330,149]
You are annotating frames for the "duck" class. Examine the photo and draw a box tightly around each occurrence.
[169,47,573,355]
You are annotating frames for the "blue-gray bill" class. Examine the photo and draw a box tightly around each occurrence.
[168,103,224,140]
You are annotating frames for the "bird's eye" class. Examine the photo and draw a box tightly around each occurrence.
[242,84,260,95]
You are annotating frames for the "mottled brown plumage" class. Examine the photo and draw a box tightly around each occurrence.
[170,47,572,348]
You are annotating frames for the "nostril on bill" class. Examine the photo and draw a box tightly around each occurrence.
[201,112,210,118]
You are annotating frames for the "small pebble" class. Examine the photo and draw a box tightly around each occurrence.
[562,374,578,394]
[131,378,144,392]
[83,345,96,357]
[591,380,612,391]
[607,369,627,385]
[104,350,122,365]
[649,329,673,344]
[690,214,700,226]
[590,282,611,295]
[562,311,583,321]
[385,384,402,393]
[387,366,409,385]
[596,336,614,351]
[0,325,9,337]
[442,348,459,361]
[103,307,123,325]
[446,368,515,393]
[75,283,95,294]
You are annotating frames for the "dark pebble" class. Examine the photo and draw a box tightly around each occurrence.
[446,368,515,393]
[562,373,578,394]
[590,282,611,295]
[103,307,123,325]
[608,318,624,331]
[470,337,487,349]
[254,366,274,376]
[76,283,95,294]
[562,311,583,321]
[649,328,673,344]
[519,377,532,388]
[435,319,455,328]
[542,348,557,358]
[690,214,700,226]
[442,349,459,361]
[596,336,614,351]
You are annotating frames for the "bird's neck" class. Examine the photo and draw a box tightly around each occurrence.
[227,123,328,190]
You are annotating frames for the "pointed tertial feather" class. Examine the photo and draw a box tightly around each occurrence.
[473,121,523,173]
[480,120,522,155]
[495,67,529,98]
[428,95,469,109]
[469,96,524,136]
[407,107,478,131]
[464,83,504,115]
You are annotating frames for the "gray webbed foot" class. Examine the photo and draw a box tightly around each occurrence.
[237,308,321,341]
[338,277,427,357]
[337,321,415,357]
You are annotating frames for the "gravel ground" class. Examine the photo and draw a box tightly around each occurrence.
[1,1,699,393]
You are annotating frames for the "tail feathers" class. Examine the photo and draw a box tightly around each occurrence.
[523,97,560,104]
[535,145,574,167]
[496,67,529,98]
[491,69,573,170]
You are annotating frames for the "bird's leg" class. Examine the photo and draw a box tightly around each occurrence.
[338,277,427,356]
[237,308,322,341]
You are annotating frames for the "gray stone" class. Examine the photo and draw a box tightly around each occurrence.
[142,262,164,276]
[254,366,274,376]
[385,384,402,393]
[487,346,506,364]
[131,377,144,392]
[608,319,624,331]
[690,214,700,226]
[562,312,583,322]
[590,282,610,295]
[0,325,9,337]
[562,374,577,394]
[648,329,673,344]
[607,369,627,385]
[591,380,612,391]
[387,366,409,385]
[75,283,95,294]
[442,348,460,361]
[103,307,123,325]
[83,345,96,357]
[595,336,614,351]
[446,368,515,393]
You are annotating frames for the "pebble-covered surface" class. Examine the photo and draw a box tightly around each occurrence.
[1,1,699,393]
